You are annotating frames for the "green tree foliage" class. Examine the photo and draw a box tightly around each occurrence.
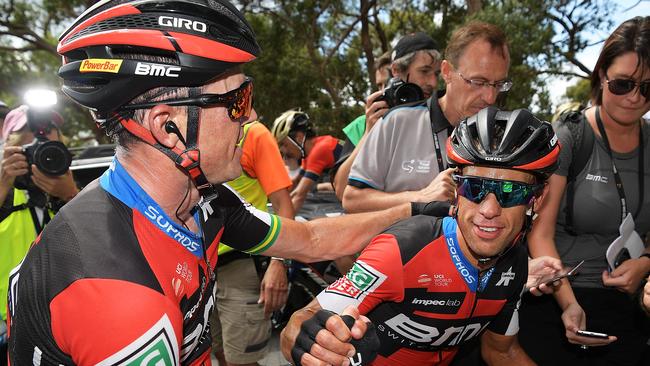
[0,0,620,143]
[565,78,591,105]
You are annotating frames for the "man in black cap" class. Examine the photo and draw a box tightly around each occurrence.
[331,32,441,200]
[390,31,441,99]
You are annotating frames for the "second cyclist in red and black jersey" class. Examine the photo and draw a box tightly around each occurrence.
[315,215,528,365]
[282,106,562,366]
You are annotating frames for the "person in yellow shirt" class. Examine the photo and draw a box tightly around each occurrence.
[211,120,295,366]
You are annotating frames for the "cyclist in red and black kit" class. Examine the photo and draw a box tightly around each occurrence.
[6,1,446,365]
[282,106,562,366]
[271,109,342,212]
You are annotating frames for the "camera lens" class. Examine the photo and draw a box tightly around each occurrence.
[33,141,72,176]
[395,84,424,105]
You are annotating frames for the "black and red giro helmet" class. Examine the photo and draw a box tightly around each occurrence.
[57,0,260,120]
[446,106,560,179]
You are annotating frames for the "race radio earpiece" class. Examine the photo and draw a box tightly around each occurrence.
[164,121,187,146]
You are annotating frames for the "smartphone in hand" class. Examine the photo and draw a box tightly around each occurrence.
[576,330,609,339]
[537,260,585,287]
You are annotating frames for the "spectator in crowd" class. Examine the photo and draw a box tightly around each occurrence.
[271,109,342,212]
[281,107,563,366]
[332,33,442,200]
[0,105,78,360]
[343,21,512,213]
[8,2,441,363]
[211,119,294,366]
[520,16,650,365]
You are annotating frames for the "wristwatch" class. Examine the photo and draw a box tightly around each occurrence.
[271,257,292,268]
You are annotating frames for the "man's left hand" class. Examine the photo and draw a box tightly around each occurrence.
[259,259,289,318]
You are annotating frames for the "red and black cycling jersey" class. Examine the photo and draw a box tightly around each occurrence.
[317,215,527,366]
[7,159,280,366]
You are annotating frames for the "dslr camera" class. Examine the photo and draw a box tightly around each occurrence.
[14,108,72,190]
[376,77,425,108]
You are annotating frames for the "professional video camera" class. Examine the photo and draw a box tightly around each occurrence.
[14,96,72,190]
[376,77,424,108]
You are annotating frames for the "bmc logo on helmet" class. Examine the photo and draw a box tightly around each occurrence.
[158,16,207,32]
[135,62,181,78]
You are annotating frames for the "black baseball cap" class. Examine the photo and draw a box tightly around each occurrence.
[391,32,439,61]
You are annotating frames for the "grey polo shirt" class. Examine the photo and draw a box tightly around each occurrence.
[348,94,452,192]
[554,118,650,289]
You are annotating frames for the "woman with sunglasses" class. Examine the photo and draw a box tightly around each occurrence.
[519,16,650,365]
[282,106,563,366]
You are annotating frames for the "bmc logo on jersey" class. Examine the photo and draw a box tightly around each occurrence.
[378,314,489,348]
[135,62,181,78]
[325,261,386,300]
[96,315,178,365]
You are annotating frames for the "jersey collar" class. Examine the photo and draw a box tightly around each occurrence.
[442,217,479,292]
[100,158,204,258]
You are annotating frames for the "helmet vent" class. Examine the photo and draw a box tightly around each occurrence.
[65,15,161,45]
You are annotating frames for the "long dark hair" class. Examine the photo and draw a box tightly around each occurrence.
[591,16,650,105]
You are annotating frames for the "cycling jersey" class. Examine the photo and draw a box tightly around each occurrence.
[7,159,280,366]
[299,135,342,181]
[316,215,527,366]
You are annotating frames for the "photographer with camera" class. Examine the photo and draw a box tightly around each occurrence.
[343,21,513,214]
[0,105,78,357]
[332,33,441,200]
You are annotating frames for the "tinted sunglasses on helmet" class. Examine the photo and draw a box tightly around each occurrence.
[605,76,650,100]
[453,175,543,208]
[122,77,254,123]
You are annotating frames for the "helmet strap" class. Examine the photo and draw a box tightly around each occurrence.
[287,135,306,159]
[113,87,218,203]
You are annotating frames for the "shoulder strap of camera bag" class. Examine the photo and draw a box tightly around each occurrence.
[428,97,446,172]
[559,110,594,235]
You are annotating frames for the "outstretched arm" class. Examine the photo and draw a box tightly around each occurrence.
[343,168,455,213]
[264,202,411,262]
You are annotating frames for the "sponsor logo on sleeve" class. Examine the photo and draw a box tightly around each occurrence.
[79,59,123,73]
[325,261,386,301]
[96,314,178,366]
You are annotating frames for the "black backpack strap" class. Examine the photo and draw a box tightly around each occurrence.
[560,110,594,235]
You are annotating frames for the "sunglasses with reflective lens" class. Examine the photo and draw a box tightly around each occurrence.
[453,175,543,208]
[122,77,254,123]
[605,76,650,100]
